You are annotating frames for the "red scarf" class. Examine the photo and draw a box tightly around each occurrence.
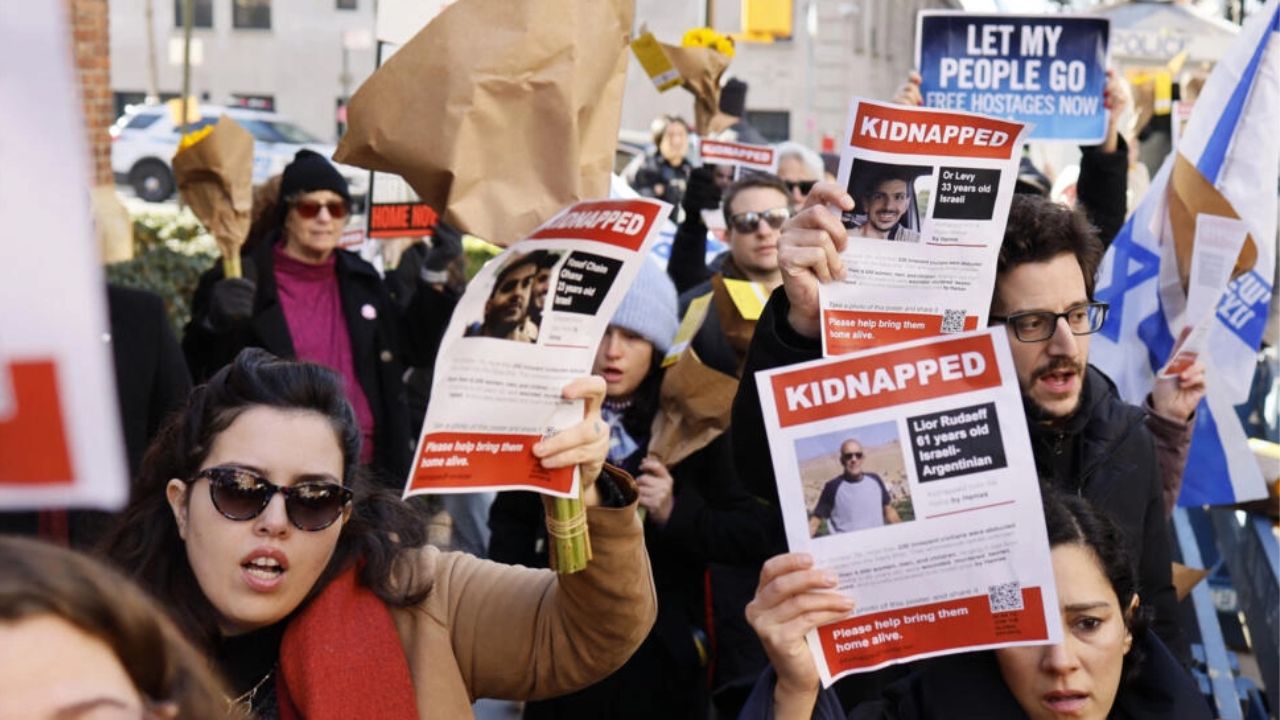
[276,565,419,719]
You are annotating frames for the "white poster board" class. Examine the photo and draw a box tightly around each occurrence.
[0,3,128,509]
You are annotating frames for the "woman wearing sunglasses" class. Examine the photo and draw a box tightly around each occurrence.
[102,348,656,719]
[184,149,459,487]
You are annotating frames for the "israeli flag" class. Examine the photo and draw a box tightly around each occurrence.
[1092,0,1280,506]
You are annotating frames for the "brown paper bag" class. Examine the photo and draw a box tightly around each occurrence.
[1171,562,1209,602]
[1168,153,1257,293]
[334,0,634,245]
[172,115,254,276]
[661,42,730,136]
[647,347,739,467]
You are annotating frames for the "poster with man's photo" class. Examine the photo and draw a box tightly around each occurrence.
[796,420,916,538]
[820,98,1028,355]
[405,198,670,499]
[756,328,1060,684]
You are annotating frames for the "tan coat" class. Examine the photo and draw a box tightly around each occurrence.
[390,500,657,719]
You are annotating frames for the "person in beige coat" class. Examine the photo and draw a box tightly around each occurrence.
[102,348,656,719]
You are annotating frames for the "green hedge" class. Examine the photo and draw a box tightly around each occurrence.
[105,210,218,336]
[107,210,502,338]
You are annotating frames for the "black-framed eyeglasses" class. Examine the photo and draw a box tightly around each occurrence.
[840,451,864,462]
[729,207,790,234]
[785,179,816,195]
[191,466,352,531]
[989,302,1110,343]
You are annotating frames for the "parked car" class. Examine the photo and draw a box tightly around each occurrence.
[110,103,368,206]
[614,128,650,176]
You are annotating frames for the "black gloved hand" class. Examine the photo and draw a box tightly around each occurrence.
[682,166,722,220]
[421,222,463,284]
[205,276,256,333]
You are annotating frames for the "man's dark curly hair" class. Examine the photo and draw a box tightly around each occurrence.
[993,195,1104,311]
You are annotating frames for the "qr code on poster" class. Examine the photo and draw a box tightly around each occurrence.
[941,309,966,334]
[988,581,1023,613]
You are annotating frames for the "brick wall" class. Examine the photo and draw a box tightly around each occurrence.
[69,0,113,187]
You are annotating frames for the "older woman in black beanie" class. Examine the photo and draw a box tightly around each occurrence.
[184,149,458,486]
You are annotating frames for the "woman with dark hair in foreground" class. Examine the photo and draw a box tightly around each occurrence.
[101,348,655,719]
[741,490,1210,720]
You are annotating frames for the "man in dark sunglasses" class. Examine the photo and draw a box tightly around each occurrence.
[809,439,900,537]
[651,172,798,711]
[720,175,791,290]
[776,142,822,206]
[733,189,1202,662]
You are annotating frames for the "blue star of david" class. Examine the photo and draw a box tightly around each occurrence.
[1095,221,1162,342]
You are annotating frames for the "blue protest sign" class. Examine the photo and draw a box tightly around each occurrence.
[915,13,1110,143]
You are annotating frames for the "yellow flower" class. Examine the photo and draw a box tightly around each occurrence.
[682,27,714,48]
[681,27,734,58]
[177,124,214,152]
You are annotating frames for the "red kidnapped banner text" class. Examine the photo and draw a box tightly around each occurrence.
[771,333,1001,427]
[528,200,662,250]
[851,103,1021,159]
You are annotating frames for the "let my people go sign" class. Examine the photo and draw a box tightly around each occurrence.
[916,12,1111,143]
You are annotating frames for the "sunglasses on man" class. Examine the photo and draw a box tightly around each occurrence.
[292,199,349,220]
[191,466,352,531]
[729,207,791,235]
[840,451,864,462]
[784,179,816,195]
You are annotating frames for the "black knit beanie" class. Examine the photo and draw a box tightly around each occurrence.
[719,78,748,117]
[279,149,351,207]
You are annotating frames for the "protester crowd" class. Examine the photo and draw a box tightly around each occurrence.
[4,56,1242,720]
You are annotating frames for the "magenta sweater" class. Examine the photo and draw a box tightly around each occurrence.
[273,245,376,463]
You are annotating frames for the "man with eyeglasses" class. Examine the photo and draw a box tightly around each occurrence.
[730,188,1202,664]
[809,440,900,537]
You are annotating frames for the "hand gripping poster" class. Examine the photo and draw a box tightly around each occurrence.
[405,198,670,499]
[916,12,1110,143]
[820,98,1028,355]
[756,328,1061,684]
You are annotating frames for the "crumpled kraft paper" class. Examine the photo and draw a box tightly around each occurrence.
[334,0,634,245]
[172,115,254,275]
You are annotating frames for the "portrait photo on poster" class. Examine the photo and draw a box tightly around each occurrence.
[794,419,915,538]
[842,160,934,243]
[463,250,562,343]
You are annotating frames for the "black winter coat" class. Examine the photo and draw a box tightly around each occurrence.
[1027,365,1184,661]
[488,406,711,719]
[1076,135,1130,249]
[108,284,193,477]
[183,237,456,485]
[0,285,192,548]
